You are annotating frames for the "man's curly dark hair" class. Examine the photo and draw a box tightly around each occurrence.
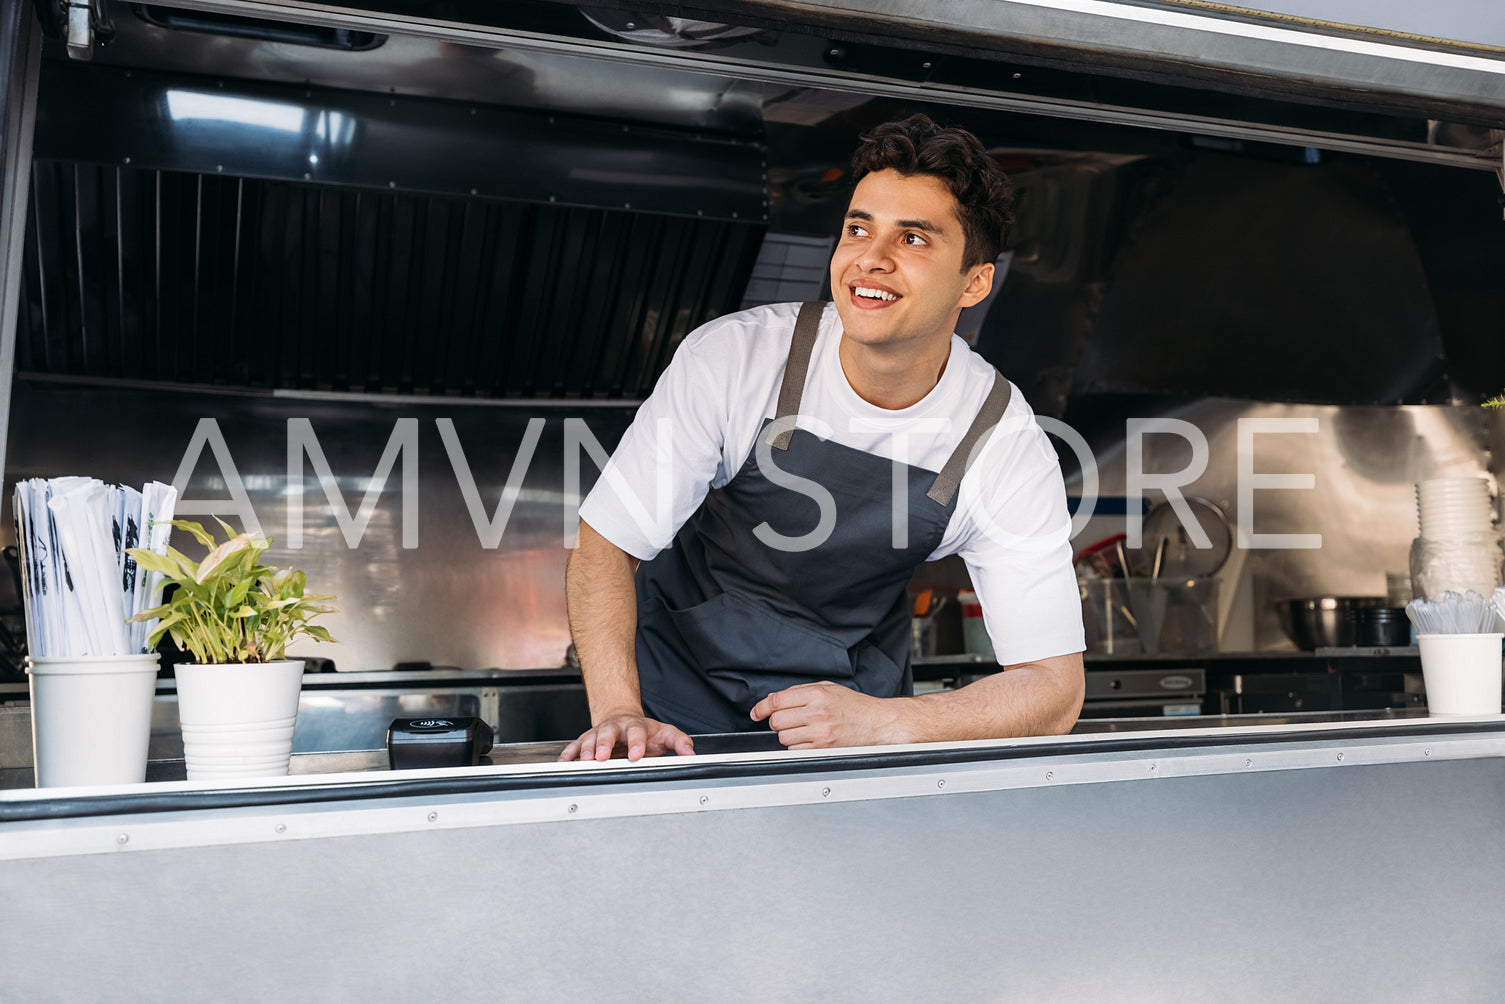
[849,114,1016,271]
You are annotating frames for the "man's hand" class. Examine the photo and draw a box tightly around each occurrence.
[557,710,696,762]
[750,682,908,749]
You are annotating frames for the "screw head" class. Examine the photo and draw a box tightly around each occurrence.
[1337,753,1344,761]
[922,61,932,69]
[568,804,578,813]
[1149,763,1157,771]
[1245,759,1252,767]
[821,787,831,798]
[699,795,708,805]
[1046,771,1054,780]
[1424,749,1432,756]
[123,156,131,164]
[275,823,286,834]
[937,779,945,788]
[116,833,129,845]
[427,812,438,822]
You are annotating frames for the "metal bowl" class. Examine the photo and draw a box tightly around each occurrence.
[1276,596,1389,650]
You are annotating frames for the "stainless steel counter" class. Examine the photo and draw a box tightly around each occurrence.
[5,711,1505,999]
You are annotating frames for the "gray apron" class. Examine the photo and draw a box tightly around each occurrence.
[634,301,1012,735]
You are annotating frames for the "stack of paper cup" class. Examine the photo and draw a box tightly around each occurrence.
[1411,477,1502,600]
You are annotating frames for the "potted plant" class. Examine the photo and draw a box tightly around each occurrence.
[127,519,336,781]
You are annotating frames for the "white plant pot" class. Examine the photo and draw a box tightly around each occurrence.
[174,660,305,781]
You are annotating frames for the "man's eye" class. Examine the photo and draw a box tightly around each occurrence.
[846,223,868,237]
[903,233,928,246]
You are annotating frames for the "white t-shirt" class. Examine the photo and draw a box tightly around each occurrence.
[579,301,1086,665]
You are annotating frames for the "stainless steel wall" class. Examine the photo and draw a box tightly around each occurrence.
[1061,399,1497,648]
[2,379,637,672]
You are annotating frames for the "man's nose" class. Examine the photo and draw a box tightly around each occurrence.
[856,240,895,272]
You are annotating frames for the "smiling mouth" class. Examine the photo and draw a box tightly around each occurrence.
[851,285,900,302]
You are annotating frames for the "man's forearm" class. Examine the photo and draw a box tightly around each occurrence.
[898,652,1085,742]
[566,522,644,723]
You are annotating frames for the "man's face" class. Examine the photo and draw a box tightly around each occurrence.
[829,168,993,352]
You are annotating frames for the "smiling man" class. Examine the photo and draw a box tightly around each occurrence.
[561,114,1085,761]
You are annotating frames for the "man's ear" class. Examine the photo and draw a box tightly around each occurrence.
[957,262,994,309]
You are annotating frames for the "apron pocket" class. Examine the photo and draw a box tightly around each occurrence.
[664,590,854,694]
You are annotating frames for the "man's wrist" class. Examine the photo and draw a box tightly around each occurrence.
[593,703,646,724]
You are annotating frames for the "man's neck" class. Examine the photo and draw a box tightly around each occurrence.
[838,334,952,410]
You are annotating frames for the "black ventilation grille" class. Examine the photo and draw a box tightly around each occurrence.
[19,161,765,398]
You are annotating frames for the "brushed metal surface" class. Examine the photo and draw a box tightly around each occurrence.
[1064,400,1495,649]
[4,721,1505,998]
[0,3,42,490]
[81,0,1505,165]
[1,379,638,672]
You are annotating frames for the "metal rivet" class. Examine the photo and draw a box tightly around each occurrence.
[1245,759,1252,767]
[922,61,932,69]
[123,156,131,164]
[388,181,396,188]
[469,108,477,115]
[732,211,739,219]
[821,787,831,798]
[215,165,223,173]
[829,48,839,55]
[624,202,631,210]
[427,812,437,822]
[548,117,555,124]
[548,195,556,202]
[389,98,396,106]
[116,833,129,845]
[699,795,708,805]
[1336,753,1344,761]
[1424,749,1432,756]
[568,804,578,813]
[937,779,945,788]
[625,21,636,29]
[1149,763,1156,771]
[303,173,311,180]
[1013,72,1022,79]
[1046,771,1054,780]
[470,188,477,195]
[275,823,286,834]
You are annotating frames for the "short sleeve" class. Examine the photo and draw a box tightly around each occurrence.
[577,326,736,561]
[953,419,1085,665]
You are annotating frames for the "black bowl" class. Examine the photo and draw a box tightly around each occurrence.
[1276,597,1388,650]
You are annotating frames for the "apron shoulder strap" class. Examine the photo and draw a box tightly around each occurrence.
[767,301,826,451]
[926,371,1013,507]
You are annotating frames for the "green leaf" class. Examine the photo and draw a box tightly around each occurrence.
[125,548,181,577]
[165,519,216,548]
[195,534,254,584]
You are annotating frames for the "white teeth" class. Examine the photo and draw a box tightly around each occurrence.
[854,287,898,301]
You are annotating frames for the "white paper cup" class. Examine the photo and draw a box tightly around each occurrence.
[1417,478,1493,539]
[26,654,161,787]
[1418,633,1504,715]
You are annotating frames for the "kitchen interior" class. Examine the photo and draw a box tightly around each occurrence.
[1,0,1505,762]
[9,3,1505,998]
